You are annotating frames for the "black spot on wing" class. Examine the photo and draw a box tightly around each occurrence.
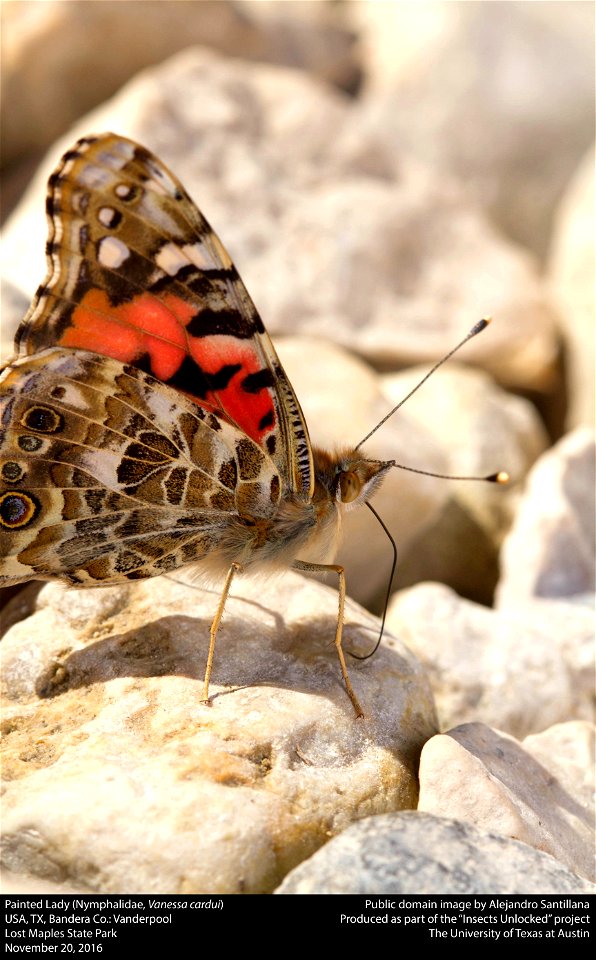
[153,265,236,290]
[207,413,222,432]
[18,436,42,452]
[166,355,211,398]
[128,352,154,378]
[241,369,275,393]
[133,145,154,166]
[20,405,64,434]
[46,191,57,216]
[258,410,275,431]
[73,260,90,294]
[218,458,238,490]
[165,356,242,398]
[205,364,242,391]
[186,308,255,339]
[77,191,90,215]
[61,147,85,164]
[114,183,140,203]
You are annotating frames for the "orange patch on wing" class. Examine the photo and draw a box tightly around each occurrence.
[60,290,276,446]
[189,336,276,443]
[60,289,196,380]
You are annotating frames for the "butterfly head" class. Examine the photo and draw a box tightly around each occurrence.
[313,448,393,511]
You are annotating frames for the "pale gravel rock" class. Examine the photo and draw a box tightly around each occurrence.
[381,364,548,603]
[246,176,557,391]
[386,583,594,738]
[496,428,595,607]
[275,811,596,894]
[2,1,263,165]
[1,573,436,894]
[548,147,595,430]
[418,722,595,882]
[2,0,358,166]
[0,869,87,895]
[350,1,595,260]
[1,47,557,394]
[523,722,595,814]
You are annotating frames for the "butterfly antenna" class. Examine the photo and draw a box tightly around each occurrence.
[386,463,510,484]
[349,501,398,661]
[355,316,494,452]
[349,319,510,662]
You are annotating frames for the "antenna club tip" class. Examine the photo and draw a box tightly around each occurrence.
[486,471,510,484]
[469,316,492,337]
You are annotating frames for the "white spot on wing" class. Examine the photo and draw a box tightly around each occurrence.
[98,236,130,268]
[54,382,89,410]
[154,239,231,276]
[155,242,191,276]
[80,449,127,486]
[98,207,117,227]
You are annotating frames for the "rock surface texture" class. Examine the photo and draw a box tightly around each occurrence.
[276,811,596,895]
[1,576,436,893]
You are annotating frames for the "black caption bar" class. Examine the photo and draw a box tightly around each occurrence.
[2,894,594,951]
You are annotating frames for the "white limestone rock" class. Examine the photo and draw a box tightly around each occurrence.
[418,721,595,882]
[381,364,548,603]
[386,583,594,738]
[496,428,595,606]
[1,573,436,893]
[276,810,595,894]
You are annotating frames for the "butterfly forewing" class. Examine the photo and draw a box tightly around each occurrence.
[16,134,313,498]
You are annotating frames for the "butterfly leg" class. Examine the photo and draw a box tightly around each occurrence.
[201,561,242,704]
[293,560,364,719]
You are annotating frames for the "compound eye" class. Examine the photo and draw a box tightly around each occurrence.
[339,470,361,504]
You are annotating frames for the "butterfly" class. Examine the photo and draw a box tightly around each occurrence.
[0,133,410,718]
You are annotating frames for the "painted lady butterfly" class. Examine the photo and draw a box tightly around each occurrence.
[1,133,400,717]
[0,134,506,717]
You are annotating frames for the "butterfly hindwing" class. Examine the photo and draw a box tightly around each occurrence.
[0,347,282,586]
[16,134,313,499]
